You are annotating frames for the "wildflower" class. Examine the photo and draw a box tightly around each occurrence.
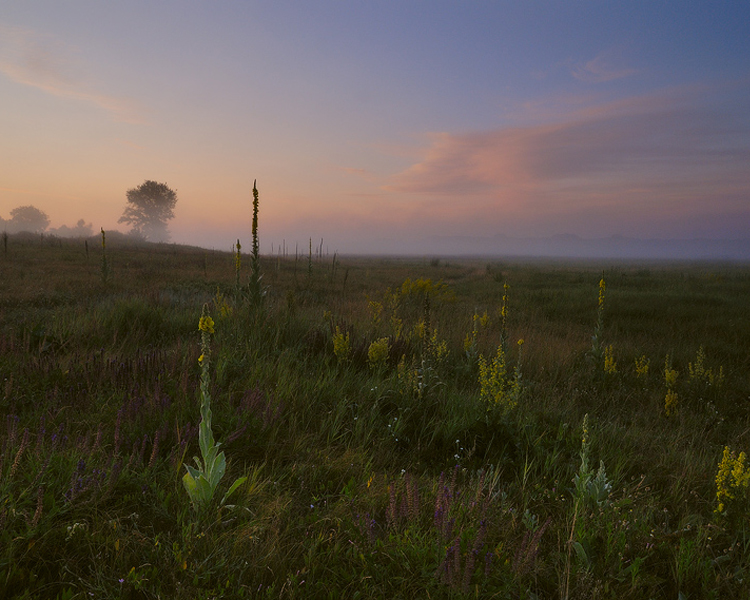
[715,446,750,514]
[664,389,678,417]
[368,301,384,328]
[198,316,215,334]
[635,355,649,377]
[598,277,606,309]
[332,327,351,364]
[368,337,390,371]
[478,344,520,412]
[664,355,678,388]
[604,344,617,374]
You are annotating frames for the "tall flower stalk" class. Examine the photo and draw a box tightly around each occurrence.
[100,228,109,283]
[248,181,263,306]
[234,239,242,297]
[182,306,246,511]
[588,275,606,368]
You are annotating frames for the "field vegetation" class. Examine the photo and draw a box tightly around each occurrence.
[1,231,749,599]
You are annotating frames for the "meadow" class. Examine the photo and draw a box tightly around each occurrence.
[1,232,749,599]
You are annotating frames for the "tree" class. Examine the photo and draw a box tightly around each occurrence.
[5,205,50,234]
[49,218,94,238]
[118,180,177,242]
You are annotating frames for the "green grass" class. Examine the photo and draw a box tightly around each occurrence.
[1,233,749,598]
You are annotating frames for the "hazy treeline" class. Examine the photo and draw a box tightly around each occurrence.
[1,205,93,238]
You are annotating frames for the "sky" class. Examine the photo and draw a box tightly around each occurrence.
[1,1,749,255]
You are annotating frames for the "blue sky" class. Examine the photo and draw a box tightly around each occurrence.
[1,1,749,253]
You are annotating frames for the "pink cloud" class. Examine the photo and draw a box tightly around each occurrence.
[572,49,639,83]
[0,24,144,124]
[383,85,750,238]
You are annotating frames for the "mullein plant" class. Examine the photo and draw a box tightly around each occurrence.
[248,181,263,307]
[603,344,617,375]
[234,239,242,298]
[100,228,109,283]
[498,282,510,355]
[588,275,606,369]
[182,306,246,512]
[477,339,523,414]
[463,310,489,367]
[572,414,612,507]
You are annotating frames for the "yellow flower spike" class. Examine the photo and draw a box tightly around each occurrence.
[664,390,678,417]
[715,446,750,514]
[598,277,606,308]
[604,344,617,374]
[635,355,649,377]
[198,316,215,334]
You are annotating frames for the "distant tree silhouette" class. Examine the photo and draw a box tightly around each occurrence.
[118,180,177,242]
[4,205,50,233]
[49,218,94,238]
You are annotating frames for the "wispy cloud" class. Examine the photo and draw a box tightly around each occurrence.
[385,83,750,237]
[572,49,638,83]
[0,24,143,123]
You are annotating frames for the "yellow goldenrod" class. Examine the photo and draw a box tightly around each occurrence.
[664,355,678,389]
[368,300,384,328]
[715,446,750,514]
[332,326,351,364]
[634,355,649,378]
[688,346,724,388]
[664,389,678,417]
[368,337,390,371]
[478,344,521,412]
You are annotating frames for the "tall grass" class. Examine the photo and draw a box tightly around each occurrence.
[0,234,749,598]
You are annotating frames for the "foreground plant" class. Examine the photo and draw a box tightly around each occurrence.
[182,306,246,511]
[478,340,522,413]
[715,445,750,515]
